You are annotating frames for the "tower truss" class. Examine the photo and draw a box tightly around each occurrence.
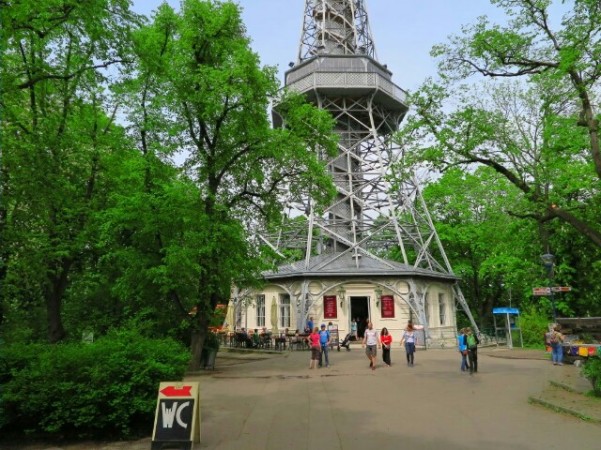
[259,0,479,338]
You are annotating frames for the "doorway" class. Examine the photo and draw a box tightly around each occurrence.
[350,296,369,339]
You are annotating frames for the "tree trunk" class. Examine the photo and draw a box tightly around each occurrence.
[45,258,73,343]
[46,285,66,343]
[551,206,601,248]
[188,313,209,372]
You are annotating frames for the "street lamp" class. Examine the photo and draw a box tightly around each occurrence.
[540,253,557,322]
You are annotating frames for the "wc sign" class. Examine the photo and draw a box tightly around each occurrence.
[151,382,200,450]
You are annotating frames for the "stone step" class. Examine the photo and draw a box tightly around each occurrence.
[528,382,601,423]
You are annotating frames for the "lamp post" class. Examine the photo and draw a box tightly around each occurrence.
[540,253,557,323]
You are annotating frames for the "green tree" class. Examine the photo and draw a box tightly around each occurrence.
[121,0,337,369]
[0,0,141,342]
[397,77,599,249]
[420,0,601,248]
[418,168,543,326]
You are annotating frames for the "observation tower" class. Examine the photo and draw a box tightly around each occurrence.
[241,0,478,344]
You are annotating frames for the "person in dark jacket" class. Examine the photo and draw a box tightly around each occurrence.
[465,327,480,374]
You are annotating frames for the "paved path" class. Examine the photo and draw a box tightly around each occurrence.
[188,347,600,450]
[10,347,601,450]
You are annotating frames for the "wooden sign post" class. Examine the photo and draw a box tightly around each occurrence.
[151,381,200,450]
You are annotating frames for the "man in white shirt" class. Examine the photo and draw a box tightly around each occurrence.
[362,321,380,371]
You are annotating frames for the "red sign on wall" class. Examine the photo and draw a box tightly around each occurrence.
[323,295,338,319]
[381,295,395,318]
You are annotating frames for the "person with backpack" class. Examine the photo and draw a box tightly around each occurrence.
[546,325,565,365]
[465,327,480,374]
[457,328,470,372]
[318,323,331,368]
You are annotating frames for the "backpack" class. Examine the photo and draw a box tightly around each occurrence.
[549,332,559,344]
[467,334,477,349]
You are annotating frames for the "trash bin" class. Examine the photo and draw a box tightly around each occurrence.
[201,348,217,370]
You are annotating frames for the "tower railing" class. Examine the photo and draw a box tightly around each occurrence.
[287,55,392,84]
[286,71,408,105]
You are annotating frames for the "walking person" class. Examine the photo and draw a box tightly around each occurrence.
[400,322,417,366]
[457,328,469,372]
[306,316,314,333]
[362,321,380,370]
[308,327,320,369]
[380,327,392,367]
[318,324,331,368]
[546,325,565,365]
[351,318,358,341]
[465,327,480,374]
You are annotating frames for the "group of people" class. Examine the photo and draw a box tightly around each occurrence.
[236,327,272,348]
[307,320,421,370]
[457,327,479,374]
[308,323,332,369]
[307,320,487,373]
[361,321,418,370]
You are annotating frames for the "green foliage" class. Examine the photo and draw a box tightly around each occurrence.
[582,355,601,397]
[0,0,143,343]
[1,0,336,377]
[0,329,189,438]
[518,307,550,348]
[394,0,601,323]
[118,0,337,369]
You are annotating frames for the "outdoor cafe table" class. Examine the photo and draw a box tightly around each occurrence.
[289,334,310,350]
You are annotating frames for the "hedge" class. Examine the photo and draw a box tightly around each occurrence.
[0,329,189,438]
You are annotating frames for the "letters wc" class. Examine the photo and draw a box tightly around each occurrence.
[152,381,200,450]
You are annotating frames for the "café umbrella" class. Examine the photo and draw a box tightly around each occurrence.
[225,300,235,331]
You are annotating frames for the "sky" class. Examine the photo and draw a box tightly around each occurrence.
[131,0,511,92]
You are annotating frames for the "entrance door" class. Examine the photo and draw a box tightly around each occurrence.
[350,296,369,339]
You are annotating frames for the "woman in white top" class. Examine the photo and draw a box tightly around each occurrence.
[400,322,417,367]
[362,321,380,370]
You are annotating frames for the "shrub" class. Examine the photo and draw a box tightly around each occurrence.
[518,307,550,348]
[0,329,189,438]
[582,355,601,397]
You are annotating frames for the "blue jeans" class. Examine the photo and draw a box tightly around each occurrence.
[319,344,329,367]
[551,343,563,364]
[405,342,415,364]
[460,351,469,371]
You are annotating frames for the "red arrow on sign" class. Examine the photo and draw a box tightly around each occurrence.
[160,385,192,397]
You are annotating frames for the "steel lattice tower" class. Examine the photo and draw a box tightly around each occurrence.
[260,0,478,340]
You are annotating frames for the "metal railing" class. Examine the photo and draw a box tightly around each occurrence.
[286,71,408,105]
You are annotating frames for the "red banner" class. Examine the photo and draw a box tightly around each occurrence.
[381,295,395,318]
[323,295,338,319]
